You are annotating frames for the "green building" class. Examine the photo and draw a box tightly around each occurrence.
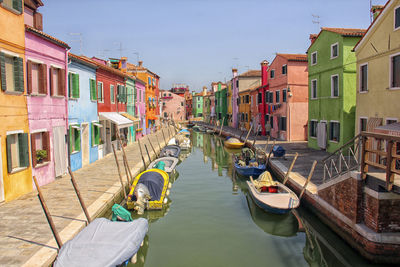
[192,92,204,118]
[125,76,136,142]
[307,28,365,153]
[215,82,228,126]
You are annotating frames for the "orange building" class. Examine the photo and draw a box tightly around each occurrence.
[127,61,160,134]
[238,89,251,131]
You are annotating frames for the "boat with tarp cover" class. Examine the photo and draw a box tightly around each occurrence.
[160,145,181,158]
[127,169,170,212]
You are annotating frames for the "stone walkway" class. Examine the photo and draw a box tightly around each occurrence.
[0,125,176,267]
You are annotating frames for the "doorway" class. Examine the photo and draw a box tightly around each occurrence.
[0,136,4,203]
[82,123,89,166]
[53,126,67,177]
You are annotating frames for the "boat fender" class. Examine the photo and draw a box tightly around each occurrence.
[168,183,172,189]
[164,197,168,204]
[166,189,170,196]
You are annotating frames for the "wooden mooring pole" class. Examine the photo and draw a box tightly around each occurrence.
[299,160,317,199]
[137,138,147,168]
[112,144,127,199]
[219,117,225,136]
[161,129,167,145]
[266,140,276,165]
[144,144,151,163]
[244,127,252,144]
[283,153,298,185]
[68,167,92,223]
[156,134,162,152]
[147,136,157,156]
[33,176,63,249]
[264,137,270,154]
[116,131,133,183]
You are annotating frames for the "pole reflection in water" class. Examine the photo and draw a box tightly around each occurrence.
[125,131,387,267]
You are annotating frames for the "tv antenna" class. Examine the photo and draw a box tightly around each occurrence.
[312,14,320,30]
[113,42,126,58]
[68,33,83,54]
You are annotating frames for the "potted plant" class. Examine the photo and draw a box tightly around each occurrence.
[36,150,47,164]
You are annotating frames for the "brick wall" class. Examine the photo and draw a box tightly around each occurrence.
[364,193,400,233]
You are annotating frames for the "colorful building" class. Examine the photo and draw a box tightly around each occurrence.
[307,28,365,153]
[227,80,233,125]
[215,82,228,126]
[238,89,251,131]
[135,79,146,139]
[250,86,259,133]
[257,60,270,136]
[160,90,185,122]
[267,54,309,141]
[192,92,204,118]
[0,0,32,202]
[185,92,193,120]
[203,89,212,123]
[170,83,189,97]
[354,1,400,133]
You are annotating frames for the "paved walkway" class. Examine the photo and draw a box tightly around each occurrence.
[0,125,176,267]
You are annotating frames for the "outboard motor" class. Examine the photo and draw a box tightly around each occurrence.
[133,183,151,215]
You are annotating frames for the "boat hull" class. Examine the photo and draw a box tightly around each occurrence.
[234,162,266,177]
[224,142,244,149]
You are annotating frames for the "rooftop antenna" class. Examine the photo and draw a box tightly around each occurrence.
[68,33,83,54]
[232,57,239,69]
[312,14,320,31]
[98,48,110,59]
[133,52,140,65]
[113,42,126,58]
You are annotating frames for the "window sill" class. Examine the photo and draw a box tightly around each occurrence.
[389,87,400,90]
[10,167,28,174]
[51,95,65,99]
[330,56,338,60]
[330,96,339,99]
[69,98,79,101]
[30,93,47,97]
[71,151,81,155]
[329,140,339,144]
[310,136,317,139]
[4,91,24,96]
[359,90,368,94]
[34,161,50,169]
[310,97,318,100]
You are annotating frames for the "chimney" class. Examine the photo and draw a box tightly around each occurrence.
[260,60,269,87]
[371,5,384,21]
[138,61,143,68]
[309,34,318,45]
[202,86,207,96]
[120,57,128,73]
[232,68,238,78]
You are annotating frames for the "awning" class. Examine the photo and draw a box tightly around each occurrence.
[93,122,103,128]
[121,113,140,123]
[367,117,383,131]
[99,112,133,129]
[70,125,81,130]
[374,122,400,137]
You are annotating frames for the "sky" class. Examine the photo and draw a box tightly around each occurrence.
[41,0,388,92]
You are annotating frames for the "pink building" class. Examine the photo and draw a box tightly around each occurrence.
[136,79,146,139]
[25,24,69,186]
[160,90,185,122]
[267,54,308,141]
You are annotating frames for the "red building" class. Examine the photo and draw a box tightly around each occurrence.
[257,60,270,136]
[171,83,189,97]
[185,92,193,120]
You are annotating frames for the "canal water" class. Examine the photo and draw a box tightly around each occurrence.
[125,131,387,267]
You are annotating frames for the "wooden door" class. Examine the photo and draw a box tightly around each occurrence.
[53,126,67,177]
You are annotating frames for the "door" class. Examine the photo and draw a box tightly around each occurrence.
[317,122,327,149]
[53,126,67,177]
[0,136,4,203]
[82,123,89,166]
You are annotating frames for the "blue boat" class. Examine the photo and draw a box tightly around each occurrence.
[234,161,266,177]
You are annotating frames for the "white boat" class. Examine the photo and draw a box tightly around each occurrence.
[246,171,299,214]
[148,157,179,173]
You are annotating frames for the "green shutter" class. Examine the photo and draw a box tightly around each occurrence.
[12,0,22,13]
[68,73,72,97]
[18,133,29,168]
[91,123,94,147]
[13,57,19,92]
[69,126,73,153]
[116,85,120,102]
[16,57,24,92]
[0,52,6,91]
[95,126,100,145]
[90,79,96,101]
[6,135,12,173]
[75,129,81,152]
[73,73,79,98]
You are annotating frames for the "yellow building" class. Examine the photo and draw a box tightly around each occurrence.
[354,1,400,133]
[238,89,251,130]
[0,1,33,202]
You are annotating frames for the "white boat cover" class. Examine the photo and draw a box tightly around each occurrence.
[54,218,148,267]
[99,112,133,129]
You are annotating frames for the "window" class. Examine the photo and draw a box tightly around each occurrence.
[110,85,115,103]
[50,67,66,97]
[1,0,22,13]
[329,121,340,142]
[236,80,239,88]
[69,125,81,153]
[331,43,338,59]
[27,61,47,95]
[117,85,126,103]
[68,72,80,99]
[359,117,367,133]
[258,92,262,104]
[91,122,101,146]
[0,52,24,92]
[279,117,287,131]
[310,120,317,137]
[270,116,274,129]
[31,131,50,167]
[164,112,168,117]
[265,114,269,125]
[390,54,400,88]
[270,69,275,79]
[90,79,96,101]
[181,102,184,106]
[395,6,400,30]
[386,118,398,125]
[331,75,339,97]
[311,79,317,99]
[283,89,287,102]
[245,113,248,122]
[276,91,280,103]
[169,93,171,97]
[198,104,200,108]
[282,65,287,75]
[245,95,249,103]
[360,64,368,92]
[97,82,104,102]
[311,51,317,65]
[6,132,29,173]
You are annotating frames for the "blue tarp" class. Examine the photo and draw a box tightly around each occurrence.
[138,171,165,201]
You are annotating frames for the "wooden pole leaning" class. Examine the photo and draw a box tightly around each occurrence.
[299,160,317,199]
[161,128,167,145]
[112,144,127,199]
[137,138,147,169]
[68,167,92,223]
[244,127,252,145]
[33,176,63,249]
[155,133,162,152]
[266,140,276,165]
[116,131,133,183]
[264,137,270,154]
[147,136,157,156]
[283,153,299,185]
[219,117,225,136]
[144,144,151,163]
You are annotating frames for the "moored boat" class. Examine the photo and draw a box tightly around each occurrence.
[246,171,300,214]
[148,157,179,173]
[193,125,206,132]
[127,169,170,212]
[160,145,181,158]
[234,161,266,177]
[224,137,245,149]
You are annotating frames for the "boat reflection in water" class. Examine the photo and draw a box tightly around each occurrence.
[126,235,149,267]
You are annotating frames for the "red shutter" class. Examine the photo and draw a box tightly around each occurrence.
[42,131,50,162]
[59,69,66,96]
[31,133,37,167]
[49,67,54,96]
[39,64,47,94]
[27,61,32,94]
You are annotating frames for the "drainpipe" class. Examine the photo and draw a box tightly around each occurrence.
[66,48,71,168]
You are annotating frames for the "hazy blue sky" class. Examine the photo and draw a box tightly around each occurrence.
[41,0,387,91]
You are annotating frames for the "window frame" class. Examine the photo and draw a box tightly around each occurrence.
[0,51,24,94]
[282,64,287,75]
[386,118,398,125]
[311,79,317,99]
[359,63,368,93]
[91,122,101,147]
[331,74,339,98]
[1,0,23,14]
[275,90,280,103]
[394,5,400,31]
[389,52,400,90]
[359,117,368,133]
[49,66,65,97]
[283,89,287,103]
[97,81,104,103]
[69,124,81,154]
[6,131,29,173]
[330,42,339,59]
[311,51,317,66]
[309,120,318,138]
[30,130,51,167]
[110,84,115,104]
[329,120,340,143]
[68,72,80,99]
[270,69,275,79]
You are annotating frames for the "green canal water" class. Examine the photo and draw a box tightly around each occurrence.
[125,132,387,267]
